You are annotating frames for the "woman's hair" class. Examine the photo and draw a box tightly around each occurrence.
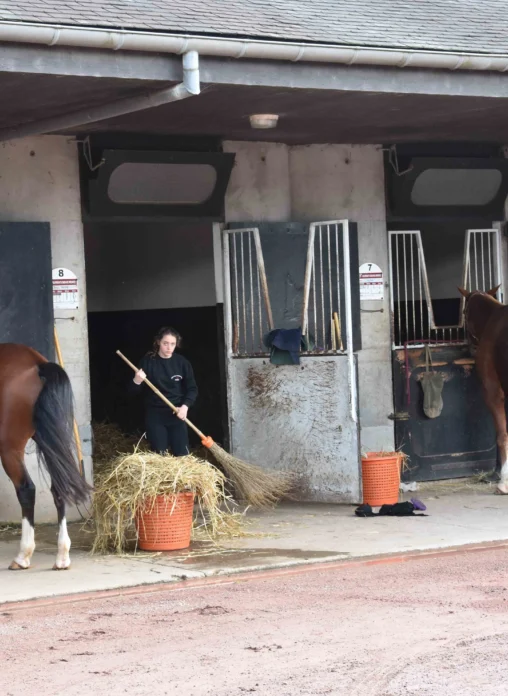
[148,326,182,356]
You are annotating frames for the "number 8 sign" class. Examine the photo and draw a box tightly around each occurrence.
[52,268,79,309]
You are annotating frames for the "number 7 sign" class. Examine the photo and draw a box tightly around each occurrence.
[359,262,383,300]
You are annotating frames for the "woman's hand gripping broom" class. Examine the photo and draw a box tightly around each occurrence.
[117,351,294,508]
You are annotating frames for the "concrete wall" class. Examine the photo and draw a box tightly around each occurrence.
[224,141,394,456]
[85,222,215,312]
[228,357,361,503]
[224,142,291,221]
[0,136,91,523]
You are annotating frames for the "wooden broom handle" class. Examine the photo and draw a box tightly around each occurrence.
[333,312,344,352]
[116,350,207,441]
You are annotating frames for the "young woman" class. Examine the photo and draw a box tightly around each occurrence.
[130,327,198,456]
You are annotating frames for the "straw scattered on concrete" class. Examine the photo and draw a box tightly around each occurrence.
[0,523,19,534]
[418,476,495,495]
[91,449,247,554]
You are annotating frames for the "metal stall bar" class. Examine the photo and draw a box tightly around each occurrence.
[301,223,316,337]
[459,228,472,327]
[222,231,233,359]
[416,230,437,333]
[487,230,493,289]
[342,220,358,422]
[495,227,504,303]
[318,225,325,349]
[252,228,274,331]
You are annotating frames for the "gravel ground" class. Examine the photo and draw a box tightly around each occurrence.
[1,547,508,695]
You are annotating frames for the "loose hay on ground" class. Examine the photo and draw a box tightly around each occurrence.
[91,450,248,554]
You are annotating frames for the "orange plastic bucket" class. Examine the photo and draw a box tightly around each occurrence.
[361,452,401,507]
[135,492,194,551]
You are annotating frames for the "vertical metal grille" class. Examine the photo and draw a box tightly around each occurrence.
[225,228,273,356]
[301,221,346,353]
[390,228,502,349]
[462,228,503,296]
[226,222,353,358]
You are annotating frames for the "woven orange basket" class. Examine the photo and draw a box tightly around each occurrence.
[135,492,195,551]
[361,452,402,507]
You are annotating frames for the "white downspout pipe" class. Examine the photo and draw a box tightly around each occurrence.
[0,50,200,141]
[0,21,507,73]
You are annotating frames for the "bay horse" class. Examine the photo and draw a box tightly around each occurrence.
[459,285,508,494]
[0,343,91,570]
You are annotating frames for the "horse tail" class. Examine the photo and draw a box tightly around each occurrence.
[32,362,92,506]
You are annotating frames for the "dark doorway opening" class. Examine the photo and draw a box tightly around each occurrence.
[87,306,224,448]
[84,221,227,450]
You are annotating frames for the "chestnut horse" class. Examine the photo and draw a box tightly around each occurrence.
[0,343,91,569]
[459,285,508,494]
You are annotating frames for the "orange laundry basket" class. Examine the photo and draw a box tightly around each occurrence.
[135,492,194,551]
[361,452,402,507]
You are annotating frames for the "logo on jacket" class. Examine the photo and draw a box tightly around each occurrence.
[171,375,183,382]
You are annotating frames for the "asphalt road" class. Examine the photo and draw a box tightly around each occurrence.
[1,546,508,695]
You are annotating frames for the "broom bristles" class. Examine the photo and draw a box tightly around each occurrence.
[208,442,295,508]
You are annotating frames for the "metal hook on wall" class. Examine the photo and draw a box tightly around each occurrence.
[384,145,413,177]
[80,136,106,172]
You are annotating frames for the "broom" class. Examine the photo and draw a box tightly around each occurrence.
[116,350,294,508]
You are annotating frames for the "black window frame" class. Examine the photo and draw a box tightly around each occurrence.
[386,156,508,220]
[80,148,235,222]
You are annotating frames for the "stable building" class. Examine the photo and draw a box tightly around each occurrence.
[0,0,507,521]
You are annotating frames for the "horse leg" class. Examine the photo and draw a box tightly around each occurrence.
[1,449,36,570]
[483,389,508,494]
[51,486,71,570]
[497,427,508,495]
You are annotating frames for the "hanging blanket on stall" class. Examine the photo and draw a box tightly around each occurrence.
[263,328,313,365]
[420,345,444,419]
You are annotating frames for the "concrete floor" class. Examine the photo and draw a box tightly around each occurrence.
[1,480,507,605]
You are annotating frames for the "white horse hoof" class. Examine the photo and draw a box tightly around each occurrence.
[496,483,508,495]
[9,560,30,570]
[52,563,71,571]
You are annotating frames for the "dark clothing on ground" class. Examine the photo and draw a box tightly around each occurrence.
[145,407,189,456]
[129,352,197,455]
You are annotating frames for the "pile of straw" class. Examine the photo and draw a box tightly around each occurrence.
[91,449,246,554]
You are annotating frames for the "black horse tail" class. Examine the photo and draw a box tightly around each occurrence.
[32,362,92,506]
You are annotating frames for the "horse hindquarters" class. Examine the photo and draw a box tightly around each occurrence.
[32,362,91,568]
[32,362,91,506]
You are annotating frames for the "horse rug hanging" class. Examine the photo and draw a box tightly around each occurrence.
[420,345,444,419]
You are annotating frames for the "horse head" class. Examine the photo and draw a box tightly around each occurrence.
[457,285,501,347]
